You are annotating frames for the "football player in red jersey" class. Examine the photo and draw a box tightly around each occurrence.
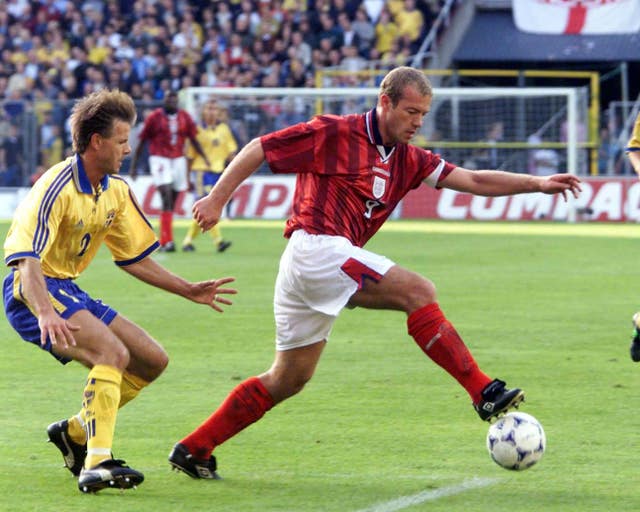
[130,91,210,252]
[168,67,582,479]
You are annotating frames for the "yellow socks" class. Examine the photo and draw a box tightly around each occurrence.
[184,221,200,246]
[184,221,223,246]
[67,414,86,445]
[210,225,222,245]
[82,364,122,469]
[119,371,150,408]
[68,371,149,448]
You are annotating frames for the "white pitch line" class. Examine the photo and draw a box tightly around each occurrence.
[353,477,500,512]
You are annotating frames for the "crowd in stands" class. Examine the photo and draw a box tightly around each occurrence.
[0,0,445,185]
[1,0,442,100]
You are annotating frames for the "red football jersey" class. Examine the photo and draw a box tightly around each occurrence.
[261,109,456,247]
[139,108,198,158]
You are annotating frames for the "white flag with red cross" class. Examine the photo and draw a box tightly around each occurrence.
[513,0,640,34]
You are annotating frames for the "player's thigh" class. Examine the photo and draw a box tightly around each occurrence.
[349,265,436,312]
[171,157,188,192]
[52,309,129,368]
[108,314,168,382]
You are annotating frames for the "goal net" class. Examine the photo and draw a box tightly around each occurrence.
[183,85,586,180]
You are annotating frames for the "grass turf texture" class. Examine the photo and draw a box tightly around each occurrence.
[0,219,637,511]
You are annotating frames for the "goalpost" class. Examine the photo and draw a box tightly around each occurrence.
[182,86,584,221]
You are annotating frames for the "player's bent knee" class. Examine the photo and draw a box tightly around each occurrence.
[404,276,437,311]
[149,351,169,380]
[83,342,130,371]
[262,371,313,403]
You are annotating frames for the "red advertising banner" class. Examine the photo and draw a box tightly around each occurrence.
[401,178,640,222]
[3,176,636,222]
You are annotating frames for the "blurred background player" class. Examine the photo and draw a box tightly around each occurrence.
[130,90,210,252]
[625,113,640,361]
[168,67,581,479]
[2,89,236,493]
[182,99,237,253]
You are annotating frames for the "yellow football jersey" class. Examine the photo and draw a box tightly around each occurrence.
[4,155,159,279]
[186,122,237,173]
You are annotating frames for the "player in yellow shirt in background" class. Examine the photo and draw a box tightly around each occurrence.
[625,113,640,361]
[2,89,237,493]
[182,99,238,253]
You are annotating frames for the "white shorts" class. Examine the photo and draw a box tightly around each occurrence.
[274,230,395,351]
[149,155,188,192]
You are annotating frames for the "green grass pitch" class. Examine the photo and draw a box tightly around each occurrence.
[0,219,638,511]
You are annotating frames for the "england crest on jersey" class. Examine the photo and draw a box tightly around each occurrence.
[372,175,386,199]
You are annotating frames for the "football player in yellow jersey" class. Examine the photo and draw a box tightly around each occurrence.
[2,89,237,493]
[182,99,238,253]
[625,113,640,361]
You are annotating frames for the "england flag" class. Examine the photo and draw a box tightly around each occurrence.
[513,0,640,34]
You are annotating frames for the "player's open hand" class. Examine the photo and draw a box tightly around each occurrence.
[190,276,237,312]
[38,311,79,350]
[540,174,582,201]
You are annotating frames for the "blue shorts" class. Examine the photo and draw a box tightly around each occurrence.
[3,270,118,364]
[192,171,222,198]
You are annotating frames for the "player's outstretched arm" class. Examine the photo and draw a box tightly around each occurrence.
[440,167,581,201]
[121,257,237,313]
[193,137,265,231]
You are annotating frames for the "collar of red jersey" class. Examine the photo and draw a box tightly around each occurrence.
[365,108,396,161]
[72,154,110,195]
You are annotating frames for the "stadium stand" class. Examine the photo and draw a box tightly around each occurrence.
[0,0,444,184]
[0,0,637,185]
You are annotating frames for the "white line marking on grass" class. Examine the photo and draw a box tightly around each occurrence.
[353,477,500,512]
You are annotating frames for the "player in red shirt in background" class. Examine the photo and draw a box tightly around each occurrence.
[130,91,210,252]
[168,67,582,479]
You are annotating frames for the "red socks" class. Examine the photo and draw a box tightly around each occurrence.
[407,303,491,403]
[159,211,173,246]
[180,377,274,460]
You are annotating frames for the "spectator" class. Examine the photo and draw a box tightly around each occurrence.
[375,8,399,55]
[337,11,360,49]
[6,61,30,96]
[236,0,261,35]
[597,126,622,175]
[341,45,367,73]
[393,0,425,48]
[317,12,343,49]
[527,133,560,177]
[289,30,312,69]
[0,123,24,186]
[214,2,233,29]
[352,6,376,55]
[273,96,307,130]
[40,123,63,170]
[255,0,282,41]
[298,17,319,50]
[476,121,505,169]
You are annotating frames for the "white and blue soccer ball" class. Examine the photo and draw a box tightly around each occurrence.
[486,412,546,471]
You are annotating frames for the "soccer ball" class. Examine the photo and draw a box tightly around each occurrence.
[486,412,546,471]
